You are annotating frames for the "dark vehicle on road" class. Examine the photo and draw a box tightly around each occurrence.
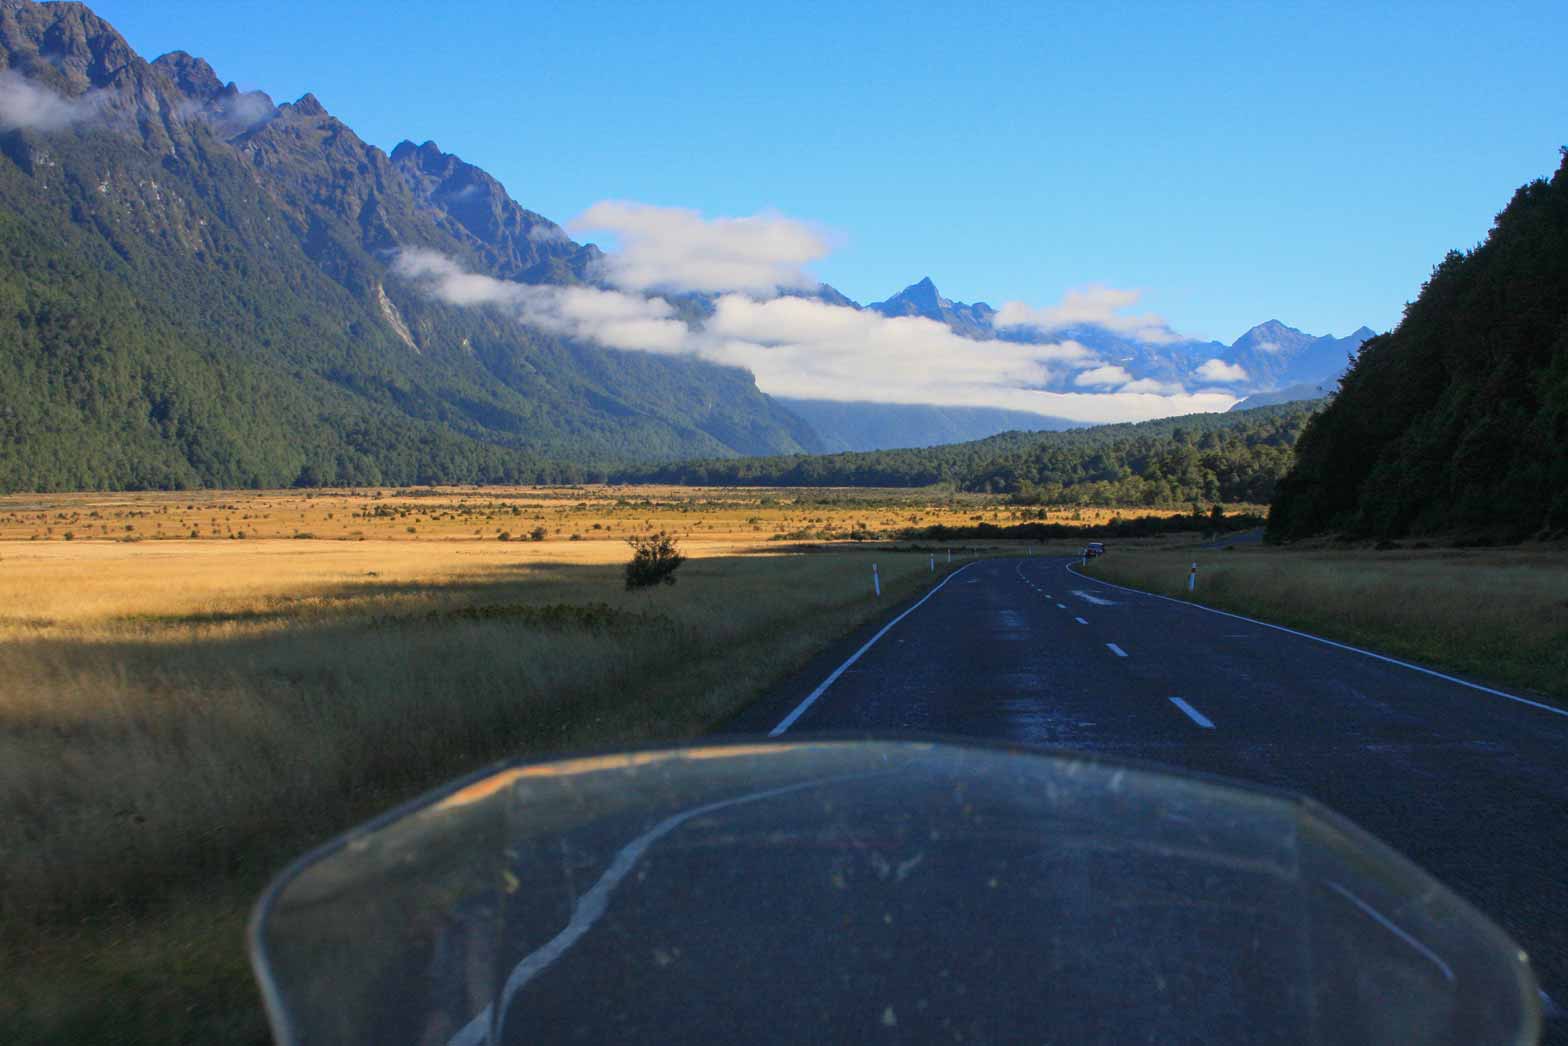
[1084,541,1106,558]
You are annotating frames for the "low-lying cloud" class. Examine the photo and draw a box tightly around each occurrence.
[395,249,689,351]
[1073,364,1134,388]
[395,202,1241,424]
[993,285,1182,345]
[0,71,101,131]
[1195,358,1249,383]
[568,202,833,296]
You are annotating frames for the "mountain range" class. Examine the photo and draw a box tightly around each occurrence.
[0,0,1367,489]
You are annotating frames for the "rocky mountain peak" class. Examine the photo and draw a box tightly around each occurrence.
[0,0,142,93]
[150,50,221,100]
[872,276,944,320]
[288,91,326,117]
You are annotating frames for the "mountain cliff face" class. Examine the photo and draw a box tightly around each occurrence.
[0,0,819,490]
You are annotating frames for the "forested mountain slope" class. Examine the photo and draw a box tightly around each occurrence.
[0,0,819,491]
[617,402,1317,507]
[1269,150,1568,541]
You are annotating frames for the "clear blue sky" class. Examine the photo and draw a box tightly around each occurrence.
[90,0,1567,343]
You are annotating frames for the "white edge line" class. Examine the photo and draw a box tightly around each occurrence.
[770,562,976,736]
[1325,880,1454,983]
[1106,642,1128,658]
[1169,697,1215,729]
[1066,563,1568,719]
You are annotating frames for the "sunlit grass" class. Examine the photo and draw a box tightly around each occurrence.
[0,485,1256,1044]
[1081,543,1568,700]
[0,485,1073,1045]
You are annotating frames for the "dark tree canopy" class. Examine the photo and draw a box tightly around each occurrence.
[615,403,1319,508]
[1269,150,1568,542]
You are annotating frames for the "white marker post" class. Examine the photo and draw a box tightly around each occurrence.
[929,554,934,573]
[873,563,881,598]
[946,549,952,563]
[1188,562,1198,592]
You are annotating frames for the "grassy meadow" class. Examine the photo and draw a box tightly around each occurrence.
[1081,541,1568,701]
[1,484,1173,1045]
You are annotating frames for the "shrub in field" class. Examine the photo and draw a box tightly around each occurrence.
[530,526,547,541]
[625,531,685,590]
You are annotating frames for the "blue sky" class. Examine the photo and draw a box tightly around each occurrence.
[92,0,1567,343]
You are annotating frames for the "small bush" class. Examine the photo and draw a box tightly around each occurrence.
[625,531,685,590]
[530,526,547,542]
[498,532,511,542]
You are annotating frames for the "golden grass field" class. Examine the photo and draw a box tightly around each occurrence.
[4,484,1174,1045]
[1081,541,1568,701]
[16,484,1558,1045]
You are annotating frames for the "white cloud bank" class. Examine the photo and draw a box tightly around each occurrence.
[569,202,833,297]
[993,285,1182,345]
[395,249,689,351]
[0,71,101,131]
[1195,358,1249,383]
[397,204,1239,424]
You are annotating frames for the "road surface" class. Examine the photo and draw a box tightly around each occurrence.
[732,554,1568,1037]
[410,552,1561,1041]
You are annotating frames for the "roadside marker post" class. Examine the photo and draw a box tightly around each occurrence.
[947,549,951,563]
[929,554,934,573]
[873,563,881,598]
[1188,562,1197,592]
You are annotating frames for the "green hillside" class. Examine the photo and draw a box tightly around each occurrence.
[1269,150,1568,541]
[0,1,818,492]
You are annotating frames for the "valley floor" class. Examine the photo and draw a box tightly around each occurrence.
[3,485,1178,1045]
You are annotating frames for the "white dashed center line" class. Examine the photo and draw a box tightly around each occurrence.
[1106,642,1128,657]
[1056,603,1067,609]
[1169,698,1215,729]
[1074,617,1088,625]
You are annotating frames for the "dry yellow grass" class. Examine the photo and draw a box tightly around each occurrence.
[0,483,1206,548]
[7,484,1179,1045]
[1081,542,1568,701]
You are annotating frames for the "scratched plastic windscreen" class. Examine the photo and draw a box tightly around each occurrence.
[250,740,1540,1045]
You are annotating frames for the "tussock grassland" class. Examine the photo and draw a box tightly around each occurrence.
[1081,543,1568,701]
[0,483,1202,547]
[0,485,1147,1045]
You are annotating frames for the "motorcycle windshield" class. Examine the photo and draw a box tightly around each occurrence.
[250,739,1540,1045]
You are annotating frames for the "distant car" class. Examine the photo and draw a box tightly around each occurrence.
[1084,542,1106,558]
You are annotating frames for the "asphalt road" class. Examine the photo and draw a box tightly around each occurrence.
[731,555,1568,1039]
[364,552,1564,1044]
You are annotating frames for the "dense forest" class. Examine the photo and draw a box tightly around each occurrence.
[1269,150,1568,541]
[615,402,1318,507]
[0,4,818,493]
